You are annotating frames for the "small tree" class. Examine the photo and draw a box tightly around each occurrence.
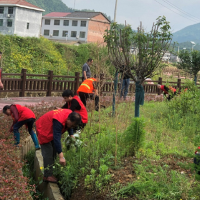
[178,50,200,85]
[104,16,172,117]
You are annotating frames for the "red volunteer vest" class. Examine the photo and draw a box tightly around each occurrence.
[68,95,88,124]
[160,85,176,94]
[12,104,35,122]
[77,78,96,94]
[36,109,72,144]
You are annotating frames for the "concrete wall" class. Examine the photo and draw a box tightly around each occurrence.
[14,7,42,37]
[87,14,110,44]
[41,17,89,42]
[34,150,64,200]
[0,6,42,37]
[0,7,15,35]
[20,136,64,199]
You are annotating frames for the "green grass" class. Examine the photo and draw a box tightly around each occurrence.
[54,95,200,200]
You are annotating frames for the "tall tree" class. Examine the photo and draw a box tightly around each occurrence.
[178,50,200,85]
[104,16,172,117]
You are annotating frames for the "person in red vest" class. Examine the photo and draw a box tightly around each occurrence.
[60,89,88,130]
[77,77,99,111]
[36,109,81,183]
[3,104,40,149]
[157,84,177,100]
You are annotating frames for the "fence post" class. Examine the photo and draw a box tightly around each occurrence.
[47,70,53,96]
[20,69,27,97]
[177,78,181,91]
[74,72,80,95]
[157,77,162,95]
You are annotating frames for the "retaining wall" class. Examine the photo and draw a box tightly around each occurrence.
[21,137,64,200]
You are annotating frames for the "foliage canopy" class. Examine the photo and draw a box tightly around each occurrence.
[104,16,173,83]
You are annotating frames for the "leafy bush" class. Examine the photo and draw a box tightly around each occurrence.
[124,117,145,156]
[167,80,200,116]
[0,131,33,199]
[84,165,111,191]
[0,34,114,77]
[0,102,62,199]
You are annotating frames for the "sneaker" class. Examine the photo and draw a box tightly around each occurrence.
[43,175,58,183]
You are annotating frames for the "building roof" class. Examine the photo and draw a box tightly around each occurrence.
[0,0,44,12]
[43,12,71,17]
[67,11,110,22]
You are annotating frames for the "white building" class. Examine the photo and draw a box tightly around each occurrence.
[41,11,110,43]
[0,0,44,37]
[162,52,171,62]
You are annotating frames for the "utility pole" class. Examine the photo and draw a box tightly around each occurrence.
[114,0,118,22]
[112,0,118,116]
[74,0,76,9]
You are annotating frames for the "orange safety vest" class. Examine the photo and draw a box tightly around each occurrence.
[77,78,97,94]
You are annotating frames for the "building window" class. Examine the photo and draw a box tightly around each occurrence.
[63,20,69,26]
[45,19,50,25]
[62,31,68,37]
[27,23,29,29]
[53,30,59,36]
[0,7,4,14]
[80,32,86,38]
[71,31,77,37]
[0,19,3,26]
[72,20,78,26]
[7,19,12,27]
[54,20,60,25]
[44,30,50,36]
[8,7,13,14]
[81,21,87,27]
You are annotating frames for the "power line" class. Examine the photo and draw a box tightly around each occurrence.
[162,0,200,22]
[154,0,199,23]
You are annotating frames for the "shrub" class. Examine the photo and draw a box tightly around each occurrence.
[0,102,62,199]
[124,117,146,156]
[0,34,114,76]
[167,80,200,116]
[84,165,111,191]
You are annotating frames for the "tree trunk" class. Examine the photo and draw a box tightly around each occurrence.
[135,81,144,117]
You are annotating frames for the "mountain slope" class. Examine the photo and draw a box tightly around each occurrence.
[26,0,75,15]
[172,23,200,44]
[26,0,110,20]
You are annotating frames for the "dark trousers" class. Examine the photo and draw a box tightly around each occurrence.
[79,92,99,108]
[164,92,177,100]
[41,141,57,177]
[13,118,35,134]
[120,78,130,100]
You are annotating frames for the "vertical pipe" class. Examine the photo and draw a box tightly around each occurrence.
[114,0,118,22]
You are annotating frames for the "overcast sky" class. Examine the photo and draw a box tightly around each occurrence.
[62,0,200,33]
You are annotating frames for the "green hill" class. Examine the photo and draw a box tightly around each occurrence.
[174,41,200,52]
[26,0,74,15]
[172,23,200,44]
[26,0,111,20]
